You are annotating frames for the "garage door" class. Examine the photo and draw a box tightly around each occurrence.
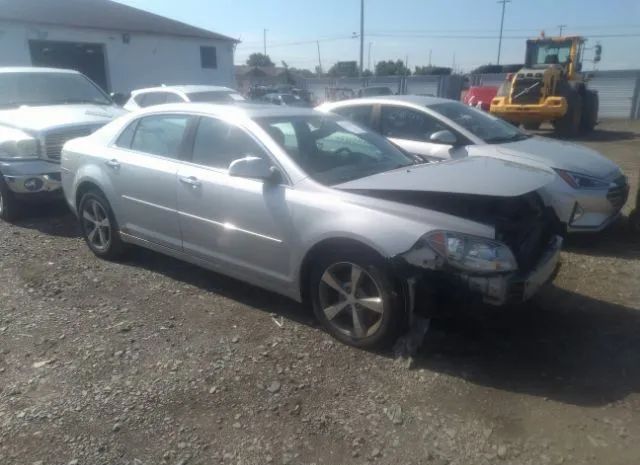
[588,75,638,118]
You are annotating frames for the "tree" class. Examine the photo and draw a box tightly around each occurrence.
[469,63,523,74]
[362,69,373,77]
[414,65,452,76]
[375,60,411,76]
[246,53,274,67]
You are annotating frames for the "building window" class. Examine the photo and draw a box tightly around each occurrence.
[200,46,217,69]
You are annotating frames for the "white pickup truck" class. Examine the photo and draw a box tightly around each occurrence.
[0,67,124,221]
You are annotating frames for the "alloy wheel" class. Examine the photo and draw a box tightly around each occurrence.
[82,199,112,252]
[318,262,385,339]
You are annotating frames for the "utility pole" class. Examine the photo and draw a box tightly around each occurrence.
[368,42,372,71]
[558,24,566,36]
[263,29,267,55]
[359,0,364,76]
[428,49,432,67]
[496,0,511,65]
[316,41,323,75]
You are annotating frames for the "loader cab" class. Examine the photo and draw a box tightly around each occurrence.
[525,37,585,78]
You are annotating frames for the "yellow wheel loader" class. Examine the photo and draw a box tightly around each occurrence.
[490,36,600,136]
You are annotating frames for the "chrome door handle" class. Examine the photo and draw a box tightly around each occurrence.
[105,159,121,170]
[179,176,201,188]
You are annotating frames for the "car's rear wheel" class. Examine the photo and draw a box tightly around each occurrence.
[310,248,403,349]
[0,176,19,222]
[78,190,124,260]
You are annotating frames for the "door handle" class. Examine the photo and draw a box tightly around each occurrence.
[105,159,121,170]
[179,176,201,188]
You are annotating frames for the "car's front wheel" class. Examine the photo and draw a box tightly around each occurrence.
[310,248,404,349]
[78,190,124,260]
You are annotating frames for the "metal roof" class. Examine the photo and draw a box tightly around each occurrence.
[0,67,80,74]
[0,0,238,42]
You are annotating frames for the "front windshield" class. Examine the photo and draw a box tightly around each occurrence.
[429,101,529,144]
[527,40,573,68]
[257,114,416,185]
[0,72,112,108]
[187,91,245,103]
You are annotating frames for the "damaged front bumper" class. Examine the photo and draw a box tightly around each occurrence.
[397,235,563,307]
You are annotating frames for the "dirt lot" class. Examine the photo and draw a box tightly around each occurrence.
[1,120,639,465]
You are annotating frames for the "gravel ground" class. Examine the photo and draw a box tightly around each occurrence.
[1,120,639,465]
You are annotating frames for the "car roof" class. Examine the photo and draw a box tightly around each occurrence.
[326,94,451,107]
[135,102,321,119]
[131,85,236,95]
[0,66,80,74]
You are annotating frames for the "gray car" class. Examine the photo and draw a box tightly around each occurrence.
[0,67,125,221]
[61,103,562,348]
[317,96,629,233]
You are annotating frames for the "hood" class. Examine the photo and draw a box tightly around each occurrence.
[0,104,126,133]
[487,136,620,179]
[335,156,555,197]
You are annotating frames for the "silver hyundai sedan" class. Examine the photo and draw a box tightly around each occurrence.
[317,96,629,233]
[61,104,562,349]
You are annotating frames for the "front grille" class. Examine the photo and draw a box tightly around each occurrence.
[511,77,542,104]
[44,125,99,161]
[607,175,629,210]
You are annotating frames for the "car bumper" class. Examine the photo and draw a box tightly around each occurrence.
[0,160,62,195]
[566,184,629,233]
[458,235,563,305]
[490,97,567,122]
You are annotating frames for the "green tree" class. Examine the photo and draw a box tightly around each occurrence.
[246,53,274,67]
[375,60,411,76]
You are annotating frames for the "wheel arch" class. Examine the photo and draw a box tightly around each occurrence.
[297,236,391,305]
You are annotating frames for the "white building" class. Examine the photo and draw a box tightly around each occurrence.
[0,0,238,94]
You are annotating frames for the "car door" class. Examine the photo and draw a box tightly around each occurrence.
[107,113,192,250]
[379,105,462,162]
[176,116,292,286]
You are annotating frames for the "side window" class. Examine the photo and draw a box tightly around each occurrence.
[139,92,168,108]
[381,106,448,142]
[200,46,217,69]
[164,92,184,104]
[192,117,266,169]
[130,115,190,158]
[115,120,138,148]
[332,105,374,129]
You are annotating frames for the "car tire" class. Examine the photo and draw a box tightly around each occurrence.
[580,90,598,133]
[0,175,19,222]
[78,190,125,260]
[310,247,404,349]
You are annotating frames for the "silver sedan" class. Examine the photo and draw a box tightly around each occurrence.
[317,96,629,233]
[61,104,561,348]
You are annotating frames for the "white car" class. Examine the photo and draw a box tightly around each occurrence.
[123,85,245,111]
[317,96,629,233]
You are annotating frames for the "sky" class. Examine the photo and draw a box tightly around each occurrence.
[115,0,640,72]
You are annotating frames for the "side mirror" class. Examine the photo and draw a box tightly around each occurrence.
[228,156,283,184]
[429,130,458,145]
[110,92,128,106]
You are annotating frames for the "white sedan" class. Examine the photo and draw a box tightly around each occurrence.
[123,85,245,111]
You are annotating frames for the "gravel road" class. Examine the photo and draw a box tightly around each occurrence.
[1,120,639,465]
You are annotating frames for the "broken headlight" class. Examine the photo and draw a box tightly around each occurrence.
[425,230,518,273]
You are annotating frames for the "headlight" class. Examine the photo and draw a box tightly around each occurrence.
[0,126,40,159]
[554,168,609,190]
[425,230,518,273]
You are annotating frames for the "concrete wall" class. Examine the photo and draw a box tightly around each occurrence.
[0,21,236,93]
